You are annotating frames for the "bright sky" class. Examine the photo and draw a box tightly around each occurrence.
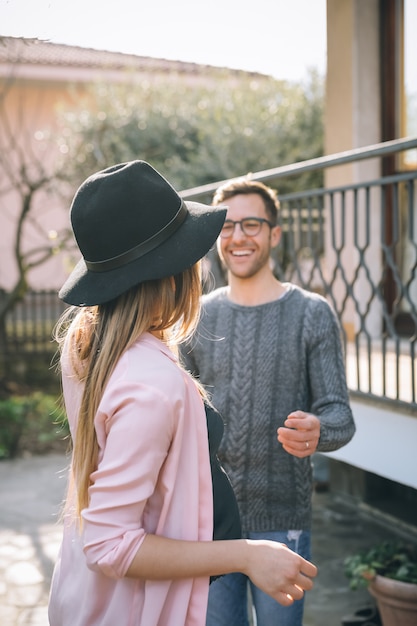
[0,0,327,81]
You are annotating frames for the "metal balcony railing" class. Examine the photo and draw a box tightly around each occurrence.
[182,137,417,411]
[3,138,417,409]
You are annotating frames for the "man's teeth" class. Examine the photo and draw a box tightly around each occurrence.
[231,250,251,256]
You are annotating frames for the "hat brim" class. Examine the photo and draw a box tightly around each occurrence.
[59,201,226,306]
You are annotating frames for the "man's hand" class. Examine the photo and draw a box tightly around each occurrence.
[277,411,320,457]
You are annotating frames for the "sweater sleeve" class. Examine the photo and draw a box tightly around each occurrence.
[305,298,356,452]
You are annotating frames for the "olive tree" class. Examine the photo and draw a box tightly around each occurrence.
[57,69,324,195]
[55,70,323,288]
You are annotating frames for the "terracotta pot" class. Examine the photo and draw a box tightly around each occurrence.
[369,575,417,626]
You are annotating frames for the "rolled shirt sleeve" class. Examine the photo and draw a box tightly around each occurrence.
[78,336,212,579]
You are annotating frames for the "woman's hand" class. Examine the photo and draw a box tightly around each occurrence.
[243,539,317,605]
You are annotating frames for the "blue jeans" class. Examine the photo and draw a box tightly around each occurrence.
[206,530,311,626]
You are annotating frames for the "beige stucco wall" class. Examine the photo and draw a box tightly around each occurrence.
[0,78,83,291]
[325,0,382,339]
[326,0,381,158]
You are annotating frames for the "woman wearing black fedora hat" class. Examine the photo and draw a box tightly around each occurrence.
[48,161,317,626]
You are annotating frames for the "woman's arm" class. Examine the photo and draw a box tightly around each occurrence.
[126,534,317,607]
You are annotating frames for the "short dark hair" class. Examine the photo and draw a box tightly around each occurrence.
[212,177,280,225]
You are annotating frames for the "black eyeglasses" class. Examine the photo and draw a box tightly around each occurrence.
[220,217,274,238]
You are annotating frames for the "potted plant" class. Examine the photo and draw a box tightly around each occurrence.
[344,540,417,626]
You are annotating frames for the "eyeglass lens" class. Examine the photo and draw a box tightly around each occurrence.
[220,218,269,238]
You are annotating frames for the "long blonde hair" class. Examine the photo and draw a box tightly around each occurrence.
[55,263,203,517]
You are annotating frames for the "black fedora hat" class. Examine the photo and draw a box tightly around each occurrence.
[59,161,226,306]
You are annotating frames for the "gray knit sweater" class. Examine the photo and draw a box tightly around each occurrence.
[181,283,355,533]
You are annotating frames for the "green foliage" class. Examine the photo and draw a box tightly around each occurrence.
[56,69,324,196]
[0,392,69,459]
[344,541,417,589]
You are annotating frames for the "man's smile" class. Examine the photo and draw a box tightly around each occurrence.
[229,248,253,257]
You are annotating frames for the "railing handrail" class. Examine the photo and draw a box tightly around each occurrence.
[180,136,417,199]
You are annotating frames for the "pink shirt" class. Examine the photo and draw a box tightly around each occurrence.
[49,333,213,626]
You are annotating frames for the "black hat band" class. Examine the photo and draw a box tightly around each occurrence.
[85,201,188,273]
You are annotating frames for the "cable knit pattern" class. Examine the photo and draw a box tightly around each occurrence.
[181,284,355,534]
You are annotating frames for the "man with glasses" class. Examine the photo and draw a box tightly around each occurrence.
[181,176,355,626]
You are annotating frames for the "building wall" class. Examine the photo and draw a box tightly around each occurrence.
[327,398,417,490]
[326,0,381,156]
[324,0,383,341]
[0,41,265,293]
[0,77,83,291]
[324,2,417,521]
